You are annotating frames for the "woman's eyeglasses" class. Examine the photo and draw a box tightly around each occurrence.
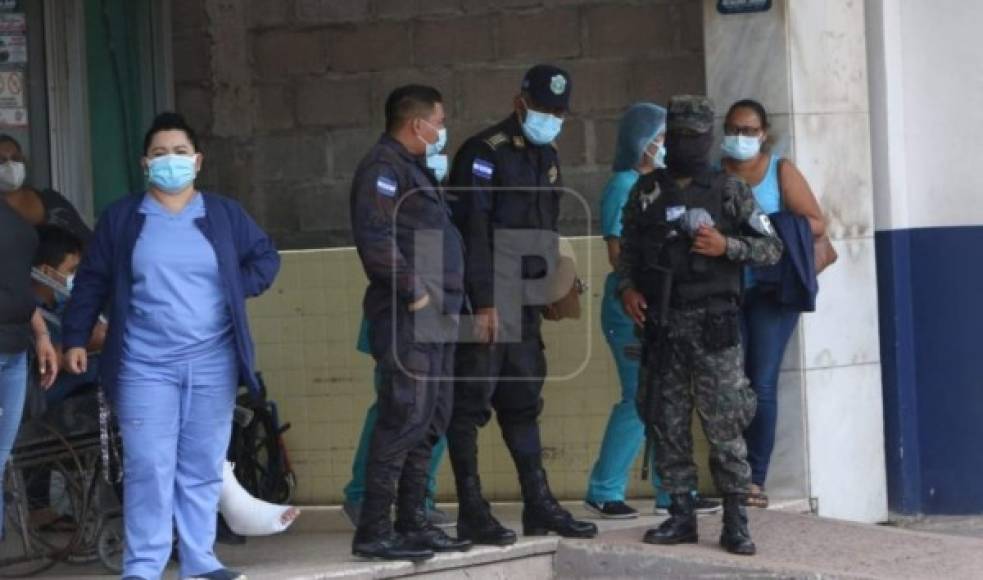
[723,125,763,137]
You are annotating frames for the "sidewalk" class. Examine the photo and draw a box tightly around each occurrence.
[39,500,983,579]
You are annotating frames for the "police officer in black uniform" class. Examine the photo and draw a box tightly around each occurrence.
[446,65,597,544]
[349,85,471,561]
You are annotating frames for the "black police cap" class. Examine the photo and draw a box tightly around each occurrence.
[521,64,571,111]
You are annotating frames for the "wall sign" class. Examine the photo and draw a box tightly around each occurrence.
[0,70,26,127]
[717,0,772,14]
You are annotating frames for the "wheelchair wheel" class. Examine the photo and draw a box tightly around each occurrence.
[96,513,123,574]
[0,425,86,577]
[231,405,294,504]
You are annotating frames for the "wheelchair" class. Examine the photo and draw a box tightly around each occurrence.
[0,384,123,577]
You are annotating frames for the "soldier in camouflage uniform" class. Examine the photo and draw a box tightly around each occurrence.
[617,95,783,555]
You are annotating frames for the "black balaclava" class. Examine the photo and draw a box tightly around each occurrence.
[665,130,713,178]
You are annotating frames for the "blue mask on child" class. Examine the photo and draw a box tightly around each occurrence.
[147,154,198,194]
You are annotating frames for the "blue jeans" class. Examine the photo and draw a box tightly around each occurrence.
[586,276,668,505]
[344,366,446,504]
[0,351,28,534]
[741,286,800,487]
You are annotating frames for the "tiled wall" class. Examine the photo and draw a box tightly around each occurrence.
[248,238,712,505]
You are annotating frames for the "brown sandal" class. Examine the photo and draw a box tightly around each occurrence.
[743,484,769,508]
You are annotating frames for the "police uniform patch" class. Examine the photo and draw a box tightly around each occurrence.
[484,133,508,149]
[376,176,398,197]
[548,165,558,184]
[472,158,494,180]
[750,209,774,236]
[666,205,686,222]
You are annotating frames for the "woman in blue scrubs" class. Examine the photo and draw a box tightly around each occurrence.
[62,112,280,580]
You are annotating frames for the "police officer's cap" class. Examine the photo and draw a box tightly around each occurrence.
[667,95,715,134]
[521,64,572,111]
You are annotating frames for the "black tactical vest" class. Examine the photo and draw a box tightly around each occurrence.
[634,169,743,307]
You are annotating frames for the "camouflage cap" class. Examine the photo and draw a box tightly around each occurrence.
[667,95,715,133]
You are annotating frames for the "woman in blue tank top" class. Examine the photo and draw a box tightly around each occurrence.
[721,100,826,508]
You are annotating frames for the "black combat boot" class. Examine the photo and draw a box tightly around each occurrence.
[353,493,434,561]
[455,475,517,546]
[719,494,756,555]
[520,468,598,538]
[395,465,472,553]
[643,493,698,545]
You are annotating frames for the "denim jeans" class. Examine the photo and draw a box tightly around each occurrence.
[741,286,800,487]
[0,350,28,534]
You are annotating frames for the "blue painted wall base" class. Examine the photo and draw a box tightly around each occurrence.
[877,227,983,514]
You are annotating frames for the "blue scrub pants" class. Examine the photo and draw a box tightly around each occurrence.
[586,277,668,505]
[741,286,800,487]
[0,351,28,535]
[115,346,237,579]
[343,367,446,505]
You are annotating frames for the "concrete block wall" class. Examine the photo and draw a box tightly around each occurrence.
[172,0,705,249]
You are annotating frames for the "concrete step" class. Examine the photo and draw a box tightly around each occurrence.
[556,508,983,579]
[43,499,983,579]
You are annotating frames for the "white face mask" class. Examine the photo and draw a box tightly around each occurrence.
[0,160,25,193]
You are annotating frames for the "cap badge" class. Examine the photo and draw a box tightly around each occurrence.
[550,74,567,95]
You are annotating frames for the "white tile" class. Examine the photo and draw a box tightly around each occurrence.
[704,0,791,115]
[766,368,810,500]
[792,113,874,239]
[788,0,869,114]
[801,237,881,369]
[805,363,888,523]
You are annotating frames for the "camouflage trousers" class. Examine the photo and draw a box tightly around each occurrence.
[645,307,757,495]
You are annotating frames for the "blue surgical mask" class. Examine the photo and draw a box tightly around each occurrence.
[521,106,564,145]
[147,154,198,194]
[721,135,762,161]
[647,144,667,168]
[426,154,448,182]
[54,274,73,308]
[419,121,447,157]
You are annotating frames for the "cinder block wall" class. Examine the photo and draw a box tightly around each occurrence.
[173,0,705,248]
[249,241,713,504]
[172,0,713,504]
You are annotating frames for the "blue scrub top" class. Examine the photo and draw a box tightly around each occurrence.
[124,193,232,364]
[600,170,640,239]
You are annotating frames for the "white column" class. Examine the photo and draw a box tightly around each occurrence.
[704,0,888,523]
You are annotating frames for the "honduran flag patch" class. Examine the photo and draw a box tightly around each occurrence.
[472,158,494,180]
[376,176,398,197]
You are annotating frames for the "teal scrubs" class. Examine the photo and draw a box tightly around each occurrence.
[343,316,447,505]
[586,171,669,506]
